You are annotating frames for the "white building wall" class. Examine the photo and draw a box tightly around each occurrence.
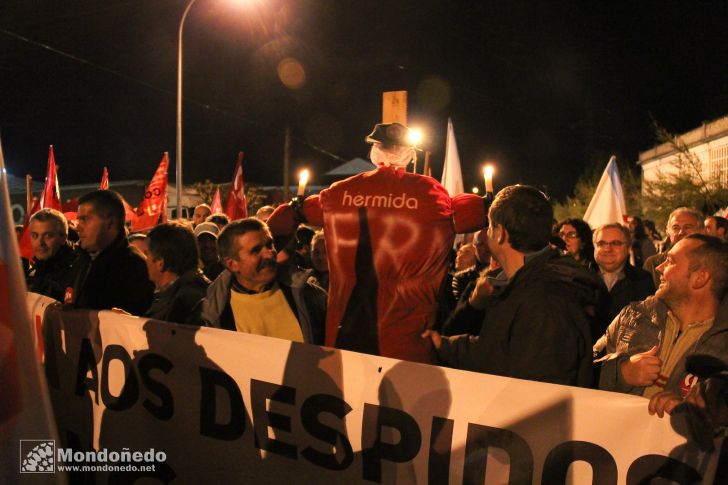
[639,116,728,192]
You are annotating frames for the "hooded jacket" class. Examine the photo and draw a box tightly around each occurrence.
[437,247,600,387]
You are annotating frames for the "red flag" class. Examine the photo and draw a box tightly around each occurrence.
[210,187,223,214]
[0,137,61,475]
[99,166,109,190]
[121,197,137,223]
[40,145,61,211]
[224,151,248,220]
[61,197,79,213]
[17,147,63,259]
[131,152,169,232]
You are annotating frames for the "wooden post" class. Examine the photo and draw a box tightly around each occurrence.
[382,91,407,124]
[424,151,431,177]
[283,125,291,201]
[26,175,32,213]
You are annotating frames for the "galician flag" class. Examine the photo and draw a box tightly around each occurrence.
[0,137,62,483]
[583,155,627,229]
[441,118,464,197]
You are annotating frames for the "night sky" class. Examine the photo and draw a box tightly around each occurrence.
[1,0,727,200]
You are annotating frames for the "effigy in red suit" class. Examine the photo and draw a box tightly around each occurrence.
[268,123,488,363]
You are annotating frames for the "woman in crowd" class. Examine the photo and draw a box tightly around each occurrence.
[643,219,663,251]
[626,215,657,268]
[557,218,595,267]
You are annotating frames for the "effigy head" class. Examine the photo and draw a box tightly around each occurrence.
[365,122,417,169]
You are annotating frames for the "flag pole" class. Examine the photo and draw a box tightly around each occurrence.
[25,175,32,213]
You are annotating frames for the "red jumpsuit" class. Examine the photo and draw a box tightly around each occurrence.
[268,167,486,363]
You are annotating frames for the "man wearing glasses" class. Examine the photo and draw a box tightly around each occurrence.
[643,207,704,288]
[592,223,655,339]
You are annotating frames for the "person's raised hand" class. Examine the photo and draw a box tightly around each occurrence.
[468,274,494,310]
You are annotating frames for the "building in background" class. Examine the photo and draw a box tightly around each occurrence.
[639,116,728,189]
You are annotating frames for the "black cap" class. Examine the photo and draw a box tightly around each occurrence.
[365,122,415,147]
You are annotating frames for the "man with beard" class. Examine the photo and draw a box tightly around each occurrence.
[200,218,327,344]
[598,234,728,401]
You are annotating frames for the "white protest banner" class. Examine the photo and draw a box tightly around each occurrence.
[27,294,721,484]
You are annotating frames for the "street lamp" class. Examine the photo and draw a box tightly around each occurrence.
[176,0,199,219]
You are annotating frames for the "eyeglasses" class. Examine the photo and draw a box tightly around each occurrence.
[595,240,626,249]
[558,231,579,239]
[669,224,696,235]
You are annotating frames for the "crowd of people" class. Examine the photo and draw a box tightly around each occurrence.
[23,122,728,443]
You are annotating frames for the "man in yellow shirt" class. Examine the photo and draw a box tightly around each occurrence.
[201,218,327,344]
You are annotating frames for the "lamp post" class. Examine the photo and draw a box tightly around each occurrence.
[176,0,199,220]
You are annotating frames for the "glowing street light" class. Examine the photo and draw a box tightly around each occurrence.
[176,0,255,218]
[406,128,424,147]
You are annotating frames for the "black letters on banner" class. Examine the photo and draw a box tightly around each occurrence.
[463,423,533,485]
[43,319,59,390]
[361,403,422,483]
[138,353,174,421]
[542,441,617,485]
[627,455,701,484]
[74,338,99,404]
[100,344,139,411]
[429,416,454,484]
[251,379,297,460]
[199,367,246,441]
[300,393,354,471]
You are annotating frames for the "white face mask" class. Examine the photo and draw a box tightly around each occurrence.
[370,144,416,169]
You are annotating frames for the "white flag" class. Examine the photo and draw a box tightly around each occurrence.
[583,155,627,229]
[0,137,63,483]
[441,118,464,196]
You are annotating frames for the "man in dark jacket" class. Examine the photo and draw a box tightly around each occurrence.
[26,208,77,301]
[592,223,655,340]
[424,185,598,387]
[143,221,210,325]
[66,190,154,315]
